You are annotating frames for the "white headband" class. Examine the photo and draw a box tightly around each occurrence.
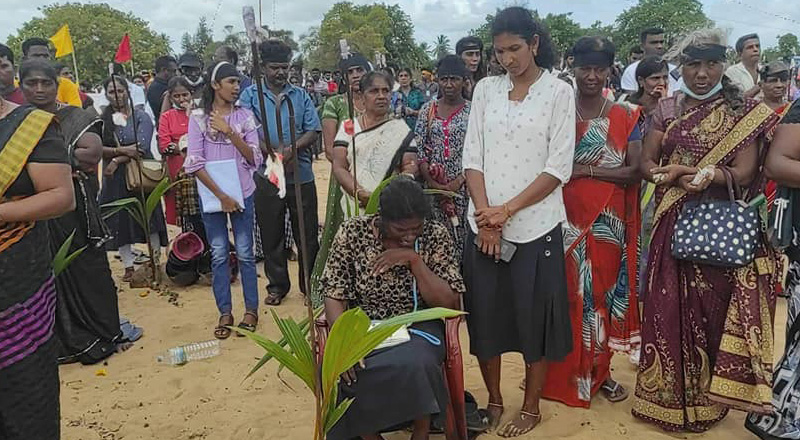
[211,61,232,83]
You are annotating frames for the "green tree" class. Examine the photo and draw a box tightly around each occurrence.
[541,12,584,57]
[614,0,712,57]
[777,33,800,59]
[306,2,389,69]
[181,17,214,58]
[6,2,170,86]
[302,2,428,70]
[433,34,451,60]
[382,4,428,68]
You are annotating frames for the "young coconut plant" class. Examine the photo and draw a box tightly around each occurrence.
[234,174,464,439]
[52,230,86,277]
[233,307,463,440]
[101,177,182,286]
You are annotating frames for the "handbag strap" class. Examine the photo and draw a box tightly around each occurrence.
[425,101,436,141]
[408,239,441,346]
[719,166,738,201]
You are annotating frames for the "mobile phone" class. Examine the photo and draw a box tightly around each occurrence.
[474,235,517,263]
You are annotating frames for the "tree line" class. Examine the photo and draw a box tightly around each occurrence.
[6,1,800,85]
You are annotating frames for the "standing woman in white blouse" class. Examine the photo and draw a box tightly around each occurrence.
[462,7,576,438]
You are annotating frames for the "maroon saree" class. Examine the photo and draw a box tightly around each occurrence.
[631,96,779,432]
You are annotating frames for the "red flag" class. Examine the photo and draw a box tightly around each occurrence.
[114,34,131,63]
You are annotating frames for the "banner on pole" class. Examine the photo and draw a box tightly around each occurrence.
[50,24,74,58]
[114,34,132,63]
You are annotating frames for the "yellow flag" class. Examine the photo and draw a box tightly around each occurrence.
[50,24,74,58]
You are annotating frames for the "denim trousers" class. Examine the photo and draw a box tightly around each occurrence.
[201,195,259,314]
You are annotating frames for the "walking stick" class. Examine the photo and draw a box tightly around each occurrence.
[243,7,321,437]
[273,96,311,297]
[243,6,275,161]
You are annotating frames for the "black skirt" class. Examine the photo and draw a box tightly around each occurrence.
[327,320,448,440]
[463,225,572,363]
[51,177,123,364]
[0,337,60,440]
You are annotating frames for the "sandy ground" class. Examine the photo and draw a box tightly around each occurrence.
[60,160,786,440]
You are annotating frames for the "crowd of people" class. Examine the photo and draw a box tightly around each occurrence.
[3,4,800,440]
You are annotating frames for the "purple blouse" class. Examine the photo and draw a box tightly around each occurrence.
[184,107,263,198]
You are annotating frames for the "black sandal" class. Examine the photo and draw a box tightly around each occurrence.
[264,292,286,306]
[214,314,234,340]
[236,311,258,336]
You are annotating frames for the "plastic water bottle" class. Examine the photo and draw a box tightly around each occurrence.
[156,340,220,366]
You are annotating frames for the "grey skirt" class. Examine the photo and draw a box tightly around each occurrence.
[463,225,572,363]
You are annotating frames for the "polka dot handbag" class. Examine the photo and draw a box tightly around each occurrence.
[671,168,759,268]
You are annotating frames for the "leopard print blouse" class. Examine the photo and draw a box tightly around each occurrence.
[320,215,465,320]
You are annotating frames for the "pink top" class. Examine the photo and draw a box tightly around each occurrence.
[184,106,263,198]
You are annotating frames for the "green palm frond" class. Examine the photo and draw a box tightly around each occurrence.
[53,230,87,276]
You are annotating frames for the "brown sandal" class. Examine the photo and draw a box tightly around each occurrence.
[236,311,258,336]
[214,314,234,340]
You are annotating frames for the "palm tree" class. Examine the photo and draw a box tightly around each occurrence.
[433,34,451,60]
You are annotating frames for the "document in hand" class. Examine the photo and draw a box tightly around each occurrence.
[196,159,244,213]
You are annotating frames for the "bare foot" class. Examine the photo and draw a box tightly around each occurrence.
[498,410,541,438]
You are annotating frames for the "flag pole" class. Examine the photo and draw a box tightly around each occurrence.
[71,51,80,85]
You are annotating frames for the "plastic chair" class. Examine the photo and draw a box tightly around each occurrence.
[315,315,467,440]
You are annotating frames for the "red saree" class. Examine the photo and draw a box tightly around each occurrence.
[632,96,779,432]
[543,104,641,408]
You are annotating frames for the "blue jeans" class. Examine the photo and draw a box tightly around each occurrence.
[201,195,259,314]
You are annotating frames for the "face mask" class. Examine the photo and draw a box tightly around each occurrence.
[184,75,204,88]
[680,80,722,101]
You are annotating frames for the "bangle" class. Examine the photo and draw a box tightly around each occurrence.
[589,165,594,178]
[503,203,512,219]
[111,157,119,164]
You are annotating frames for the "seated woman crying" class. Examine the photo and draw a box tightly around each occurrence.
[319,177,464,440]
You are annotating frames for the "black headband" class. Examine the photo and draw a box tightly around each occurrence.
[211,62,238,83]
[573,51,614,68]
[764,71,790,82]
[339,54,371,74]
[682,44,726,62]
[456,37,483,55]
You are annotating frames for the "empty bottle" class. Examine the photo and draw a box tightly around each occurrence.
[156,340,220,366]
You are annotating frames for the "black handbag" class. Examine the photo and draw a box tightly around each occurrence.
[671,168,760,267]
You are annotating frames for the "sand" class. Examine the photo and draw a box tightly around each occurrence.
[60,160,784,440]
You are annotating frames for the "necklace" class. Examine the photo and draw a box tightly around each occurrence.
[359,112,387,131]
[577,98,609,121]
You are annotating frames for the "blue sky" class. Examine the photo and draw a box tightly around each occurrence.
[4,0,799,56]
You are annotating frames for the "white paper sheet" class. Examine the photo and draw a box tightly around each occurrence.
[196,159,244,213]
